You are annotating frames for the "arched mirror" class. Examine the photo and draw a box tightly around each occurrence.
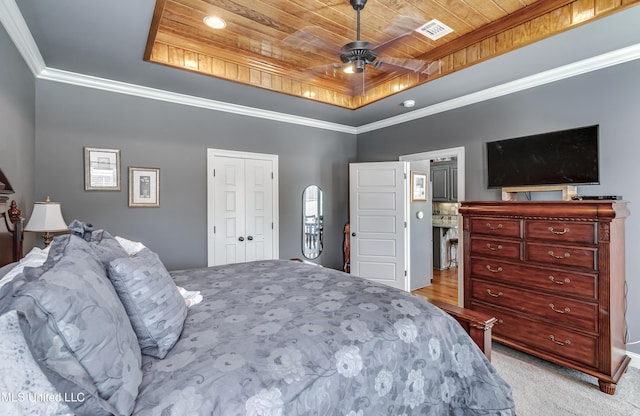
[302,185,323,259]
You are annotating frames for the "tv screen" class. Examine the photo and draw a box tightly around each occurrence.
[486,125,599,189]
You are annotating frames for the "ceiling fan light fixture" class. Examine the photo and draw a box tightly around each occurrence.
[343,65,355,74]
[203,15,227,30]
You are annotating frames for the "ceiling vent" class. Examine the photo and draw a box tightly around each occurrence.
[415,19,453,41]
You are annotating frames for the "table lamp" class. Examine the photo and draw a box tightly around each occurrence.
[24,196,68,246]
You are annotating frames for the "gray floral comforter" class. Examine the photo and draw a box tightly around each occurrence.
[133,260,515,415]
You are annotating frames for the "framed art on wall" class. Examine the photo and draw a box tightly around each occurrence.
[84,147,121,191]
[411,172,427,202]
[129,167,160,207]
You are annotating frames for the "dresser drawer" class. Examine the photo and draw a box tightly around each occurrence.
[471,303,598,368]
[469,217,521,238]
[525,242,597,270]
[525,220,596,244]
[469,258,597,299]
[470,237,521,260]
[470,279,598,331]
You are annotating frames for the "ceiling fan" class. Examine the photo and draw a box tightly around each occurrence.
[285,0,441,85]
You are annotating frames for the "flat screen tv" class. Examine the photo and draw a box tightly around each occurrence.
[486,125,599,189]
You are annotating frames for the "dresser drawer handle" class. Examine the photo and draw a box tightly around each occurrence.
[486,289,503,297]
[485,265,503,273]
[549,335,571,346]
[486,243,503,251]
[548,276,571,285]
[548,227,570,235]
[549,304,571,314]
[486,223,503,231]
[548,250,570,259]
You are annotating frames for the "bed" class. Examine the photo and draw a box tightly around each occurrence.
[0,206,515,416]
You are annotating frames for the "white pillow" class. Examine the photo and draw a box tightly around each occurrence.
[0,246,50,288]
[115,236,146,256]
[0,310,74,416]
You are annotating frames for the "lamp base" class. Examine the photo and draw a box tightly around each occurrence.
[42,232,55,247]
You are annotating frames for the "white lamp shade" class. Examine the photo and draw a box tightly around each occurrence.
[25,200,68,232]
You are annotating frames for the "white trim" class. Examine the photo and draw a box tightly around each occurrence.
[37,68,357,134]
[3,0,640,133]
[357,43,640,134]
[206,148,279,266]
[400,147,466,306]
[0,0,45,75]
[629,351,640,370]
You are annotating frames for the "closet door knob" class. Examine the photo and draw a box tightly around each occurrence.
[247,236,254,241]
[238,236,245,242]
[351,232,356,237]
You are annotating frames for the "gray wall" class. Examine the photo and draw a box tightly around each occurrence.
[34,81,356,270]
[0,23,35,247]
[357,58,640,354]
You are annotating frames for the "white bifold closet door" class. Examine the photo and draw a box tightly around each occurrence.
[208,150,278,266]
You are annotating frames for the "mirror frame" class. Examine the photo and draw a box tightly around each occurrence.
[302,185,323,259]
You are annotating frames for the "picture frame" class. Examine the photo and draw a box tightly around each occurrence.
[84,147,121,191]
[129,167,160,207]
[411,172,427,202]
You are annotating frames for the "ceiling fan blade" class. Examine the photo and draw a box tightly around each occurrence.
[283,26,340,56]
[378,57,442,75]
[372,15,424,55]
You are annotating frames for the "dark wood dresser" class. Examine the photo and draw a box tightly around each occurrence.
[459,201,630,394]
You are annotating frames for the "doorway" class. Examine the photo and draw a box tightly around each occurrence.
[400,147,465,306]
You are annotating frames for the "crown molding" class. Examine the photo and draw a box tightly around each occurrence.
[356,42,640,134]
[37,68,358,134]
[3,0,639,134]
[0,0,45,75]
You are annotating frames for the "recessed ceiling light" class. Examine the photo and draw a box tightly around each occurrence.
[402,100,416,108]
[203,15,226,29]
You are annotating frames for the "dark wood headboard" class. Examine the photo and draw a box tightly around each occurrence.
[0,200,23,267]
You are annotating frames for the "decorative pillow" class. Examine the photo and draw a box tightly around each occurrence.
[108,248,188,358]
[68,220,128,266]
[2,235,142,416]
[0,310,74,416]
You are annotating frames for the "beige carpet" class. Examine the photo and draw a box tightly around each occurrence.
[492,344,640,416]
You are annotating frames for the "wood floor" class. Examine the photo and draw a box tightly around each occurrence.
[413,267,459,306]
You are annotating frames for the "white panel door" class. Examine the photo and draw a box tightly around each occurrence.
[349,161,409,291]
[244,159,274,262]
[213,156,246,265]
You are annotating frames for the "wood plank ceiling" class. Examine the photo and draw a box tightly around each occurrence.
[145,0,638,110]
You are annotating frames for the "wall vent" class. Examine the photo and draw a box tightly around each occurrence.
[415,19,453,41]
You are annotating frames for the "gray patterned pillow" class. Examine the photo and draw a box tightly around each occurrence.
[108,248,187,359]
[3,235,142,416]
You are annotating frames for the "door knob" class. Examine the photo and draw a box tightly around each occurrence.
[238,237,245,242]
[351,232,356,237]
[247,236,253,241]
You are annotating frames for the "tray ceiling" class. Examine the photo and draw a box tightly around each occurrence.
[145,0,634,110]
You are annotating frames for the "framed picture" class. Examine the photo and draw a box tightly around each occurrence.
[129,167,160,207]
[84,147,121,191]
[411,172,427,202]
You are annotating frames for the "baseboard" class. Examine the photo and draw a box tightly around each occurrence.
[628,350,640,370]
